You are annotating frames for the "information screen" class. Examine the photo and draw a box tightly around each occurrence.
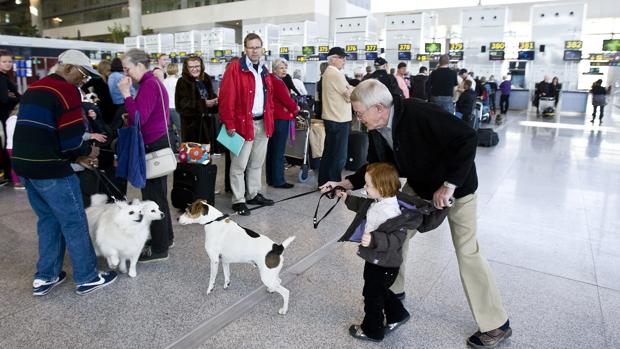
[425,43,441,53]
[563,50,582,61]
[517,51,535,60]
[603,39,620,52]
[365,52,378,60]
[398,52,412,60]
[302,46,315,55]
[489,51,505,61]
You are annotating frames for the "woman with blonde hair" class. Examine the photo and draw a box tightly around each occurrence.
[266,58,299,188]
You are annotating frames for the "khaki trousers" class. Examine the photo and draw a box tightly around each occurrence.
[390,191,508,332]
[230,120,268,204]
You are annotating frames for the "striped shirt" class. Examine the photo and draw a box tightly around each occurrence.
[12,74,91,179]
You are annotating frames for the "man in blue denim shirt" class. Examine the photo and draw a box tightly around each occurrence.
[13,50,117,296]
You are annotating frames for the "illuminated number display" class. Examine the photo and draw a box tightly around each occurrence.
[398,43,412,51]
[519,42,535,50]
[210,58,219,63]
[318,46,329,53]
[296,56,307,62]
[565,40,583,49]
[346,45,358,52]
[302,46,315,55]
[365,44,378,52]
[224,49,233,56]
[450,43,463,51]
[179,52,187,57]
[490,42,505,50]
[279,47,289,54]
[416,54,429,61]
[195,51,203,56]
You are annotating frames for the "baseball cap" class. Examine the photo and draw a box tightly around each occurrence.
[328,47,346,58]
[374,57,388,66]
[58,50,101,77]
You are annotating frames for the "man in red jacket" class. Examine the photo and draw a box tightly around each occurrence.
[219,33,275,215]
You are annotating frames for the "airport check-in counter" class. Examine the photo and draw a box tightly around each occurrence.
[560,90,588,113]
[506,88,530,110]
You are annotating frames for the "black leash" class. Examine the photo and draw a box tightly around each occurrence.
[245,188,320,213]
[91,168,128,202]
[313,186,345,229]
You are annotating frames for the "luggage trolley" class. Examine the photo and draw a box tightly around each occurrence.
[284,110,314,183]
[538,97,556,118]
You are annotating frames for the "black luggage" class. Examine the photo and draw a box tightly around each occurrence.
[477,128,499,147]
[171,163,217,209]
[345,131,369,171]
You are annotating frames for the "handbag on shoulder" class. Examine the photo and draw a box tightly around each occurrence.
[145,81,177,179]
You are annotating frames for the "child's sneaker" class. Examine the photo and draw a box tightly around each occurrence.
[13,183,25,190]
[75,271,118,295]
[33,271,67,296]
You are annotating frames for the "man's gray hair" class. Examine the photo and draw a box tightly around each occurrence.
[351,79,394,109]
[123,48,150,69]
[293,69,302,79]
[272,57,288,71]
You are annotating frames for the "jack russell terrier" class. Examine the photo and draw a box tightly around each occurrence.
[178,200,295,314]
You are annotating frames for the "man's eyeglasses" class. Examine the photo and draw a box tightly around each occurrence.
[354,104,377,119]
[188,65,201,70]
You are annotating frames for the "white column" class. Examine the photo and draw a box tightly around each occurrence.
[29,0,43,31]
[129,0,142,36]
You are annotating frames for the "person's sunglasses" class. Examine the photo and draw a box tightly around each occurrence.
[76,67,91,81]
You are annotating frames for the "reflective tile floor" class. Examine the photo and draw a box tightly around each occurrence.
[1,104,619,348]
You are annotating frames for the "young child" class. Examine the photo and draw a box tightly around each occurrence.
[5,104,24,189]
[337,162,418,342]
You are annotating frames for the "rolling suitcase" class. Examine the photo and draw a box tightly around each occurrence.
[171,163,217,209]
[345,131,368,171]
[477,128,499,147]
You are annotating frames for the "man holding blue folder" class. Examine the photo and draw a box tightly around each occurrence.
[219,33,275,216]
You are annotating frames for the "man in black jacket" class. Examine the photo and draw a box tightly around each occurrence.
[364,57,403,97]
[321,79,511,348]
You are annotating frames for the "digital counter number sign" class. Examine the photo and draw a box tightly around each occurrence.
[519,42,535,50]
[345,45,358,52]
[449,43,463,51]
[365,44,378,52]
[490,42,505,50]
[279,47,289,54]
[398,43,412,51]
[318,46,329,53]
[565,40,583,49]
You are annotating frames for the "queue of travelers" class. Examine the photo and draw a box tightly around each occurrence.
[13,37,598,349]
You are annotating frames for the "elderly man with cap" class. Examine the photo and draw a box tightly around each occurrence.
[365,57,403,97]
[317,46,353,186]
[12,49,118,296]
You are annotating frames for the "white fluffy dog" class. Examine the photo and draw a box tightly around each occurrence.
[86,194,164,277]
[178,200,295,315]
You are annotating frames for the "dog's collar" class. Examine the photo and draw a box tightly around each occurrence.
[203,213,230,225]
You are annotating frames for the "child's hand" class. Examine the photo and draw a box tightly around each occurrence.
[361,232,371,247]
[88,109,96,119]
[336,190,347,199]
[90,133,107,143]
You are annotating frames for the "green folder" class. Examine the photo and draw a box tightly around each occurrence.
[216,125,245,156]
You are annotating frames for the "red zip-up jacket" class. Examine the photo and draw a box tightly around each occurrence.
[219,56,274,141]
[270,74,299,121]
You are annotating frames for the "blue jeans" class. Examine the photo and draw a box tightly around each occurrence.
[266,119,290,186]
[431,95,455,115]
[21,175,98,285]
[318,120,350,186]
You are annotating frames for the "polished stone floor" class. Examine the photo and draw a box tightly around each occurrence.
[1,103,619,349]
